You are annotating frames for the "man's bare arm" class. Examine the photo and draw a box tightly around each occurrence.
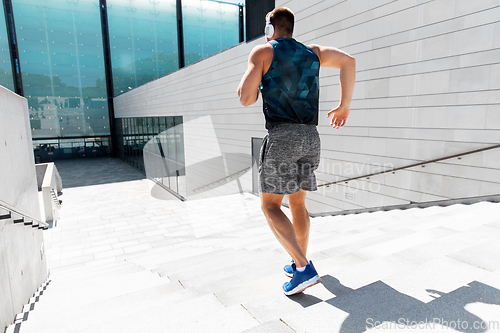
[309,45,356,129]
[237,45,268,107]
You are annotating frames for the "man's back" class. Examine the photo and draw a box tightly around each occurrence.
[260,37,320,130]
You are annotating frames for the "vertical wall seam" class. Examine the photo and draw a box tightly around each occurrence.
[2,0,23,96]
[99,0,118,156]
[176,0,185,68]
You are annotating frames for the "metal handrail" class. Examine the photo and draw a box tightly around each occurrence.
[318,143,500,188]
[50,189,61,208]
[192,167,251,192]
[0,200,48,228]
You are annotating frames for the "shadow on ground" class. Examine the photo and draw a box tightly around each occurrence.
[288,275,500,332]
[150,183,182,201]
[54,158,145,188]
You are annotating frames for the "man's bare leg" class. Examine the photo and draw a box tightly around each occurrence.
[260,192,309,268]
[288,190,310,256]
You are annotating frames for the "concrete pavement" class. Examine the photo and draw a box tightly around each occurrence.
[6,158,500,333]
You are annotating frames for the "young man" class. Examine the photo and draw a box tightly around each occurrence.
[237,7,355,295]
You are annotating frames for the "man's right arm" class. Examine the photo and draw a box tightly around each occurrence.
[237,45,269,107]
[309,45,356,129]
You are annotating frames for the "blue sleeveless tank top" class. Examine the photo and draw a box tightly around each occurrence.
[260,37,320,130]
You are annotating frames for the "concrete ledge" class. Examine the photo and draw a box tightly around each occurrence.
[0,85,48,330]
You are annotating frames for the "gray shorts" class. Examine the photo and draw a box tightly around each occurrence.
[259,124,321,195]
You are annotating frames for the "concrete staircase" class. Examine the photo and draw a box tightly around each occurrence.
[9,195,500,333]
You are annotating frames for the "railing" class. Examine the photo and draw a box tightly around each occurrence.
[51,189,62,208]
[0,201,48,229]
[192,167,250,193]
[142,149,185,199]
[36,162,62,223]
[318,143,500,188]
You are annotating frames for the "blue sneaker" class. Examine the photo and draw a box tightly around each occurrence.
[284,260,295,278]
[283,261,322,296]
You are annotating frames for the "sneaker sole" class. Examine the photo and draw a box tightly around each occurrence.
[284,271,293,278]
[283,275,322,296]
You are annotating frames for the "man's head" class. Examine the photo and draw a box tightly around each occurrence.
[266,7,294,40]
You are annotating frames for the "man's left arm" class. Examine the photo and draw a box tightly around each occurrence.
[309,44,356,129]
[237,45,266,107]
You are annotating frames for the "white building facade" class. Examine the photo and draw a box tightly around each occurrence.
[114,0,500,214]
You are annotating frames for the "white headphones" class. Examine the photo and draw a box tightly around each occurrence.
[264,10,274,38]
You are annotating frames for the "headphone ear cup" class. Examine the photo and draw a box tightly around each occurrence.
[265,24,274,38]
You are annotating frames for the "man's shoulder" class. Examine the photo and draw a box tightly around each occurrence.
[307,44,320,51]
[249,43,274,61]
[306,44,321,61]
[251,43,273,54]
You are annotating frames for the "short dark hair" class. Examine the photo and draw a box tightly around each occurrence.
[270,7,294,36]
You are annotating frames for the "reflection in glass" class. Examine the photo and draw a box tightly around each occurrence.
[107,0,179,96]
[33,137,110,163]
[12,0,110,139]
[119,116,185,197]
[183,0,240,66]
[0,4,14,92]
[6,0,243,156]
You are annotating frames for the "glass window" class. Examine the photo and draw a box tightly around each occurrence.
[152,117,160,135]
[147,117,154,137]
[183,0,240,66]
[166,116,176,161]
[173,116,185,196]
[159,116,166,132]
[125,125,132,161]
[123,118,129,135]
[141,117,148,147]
[0,4,14,92]
[174,116,184,166]
[13,0,110,139]
[107,0,179,96]
[117,116,184,196]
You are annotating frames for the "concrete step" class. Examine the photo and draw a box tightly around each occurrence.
[159,302,261,333]
[26,267,170,318]
[275,259,497,333]
[240,319,296,333]
[49,256,128,275]
[213,231,274,251]
[239,282,330,327]
[50,260,146,283]
[214,267,297,308]
[235,250,433,330]
[349,227,456,260]
[238,236,283,251]
[13,177,500,333]
[173,251,293,297]
[21,279,189,328]
[117,244,221,270]
[308,228,397,256]
[157,248,279,279]
[20,285,207,333]
[89,292,226,333]
[150,248,256,277]
[137,247,246,270]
